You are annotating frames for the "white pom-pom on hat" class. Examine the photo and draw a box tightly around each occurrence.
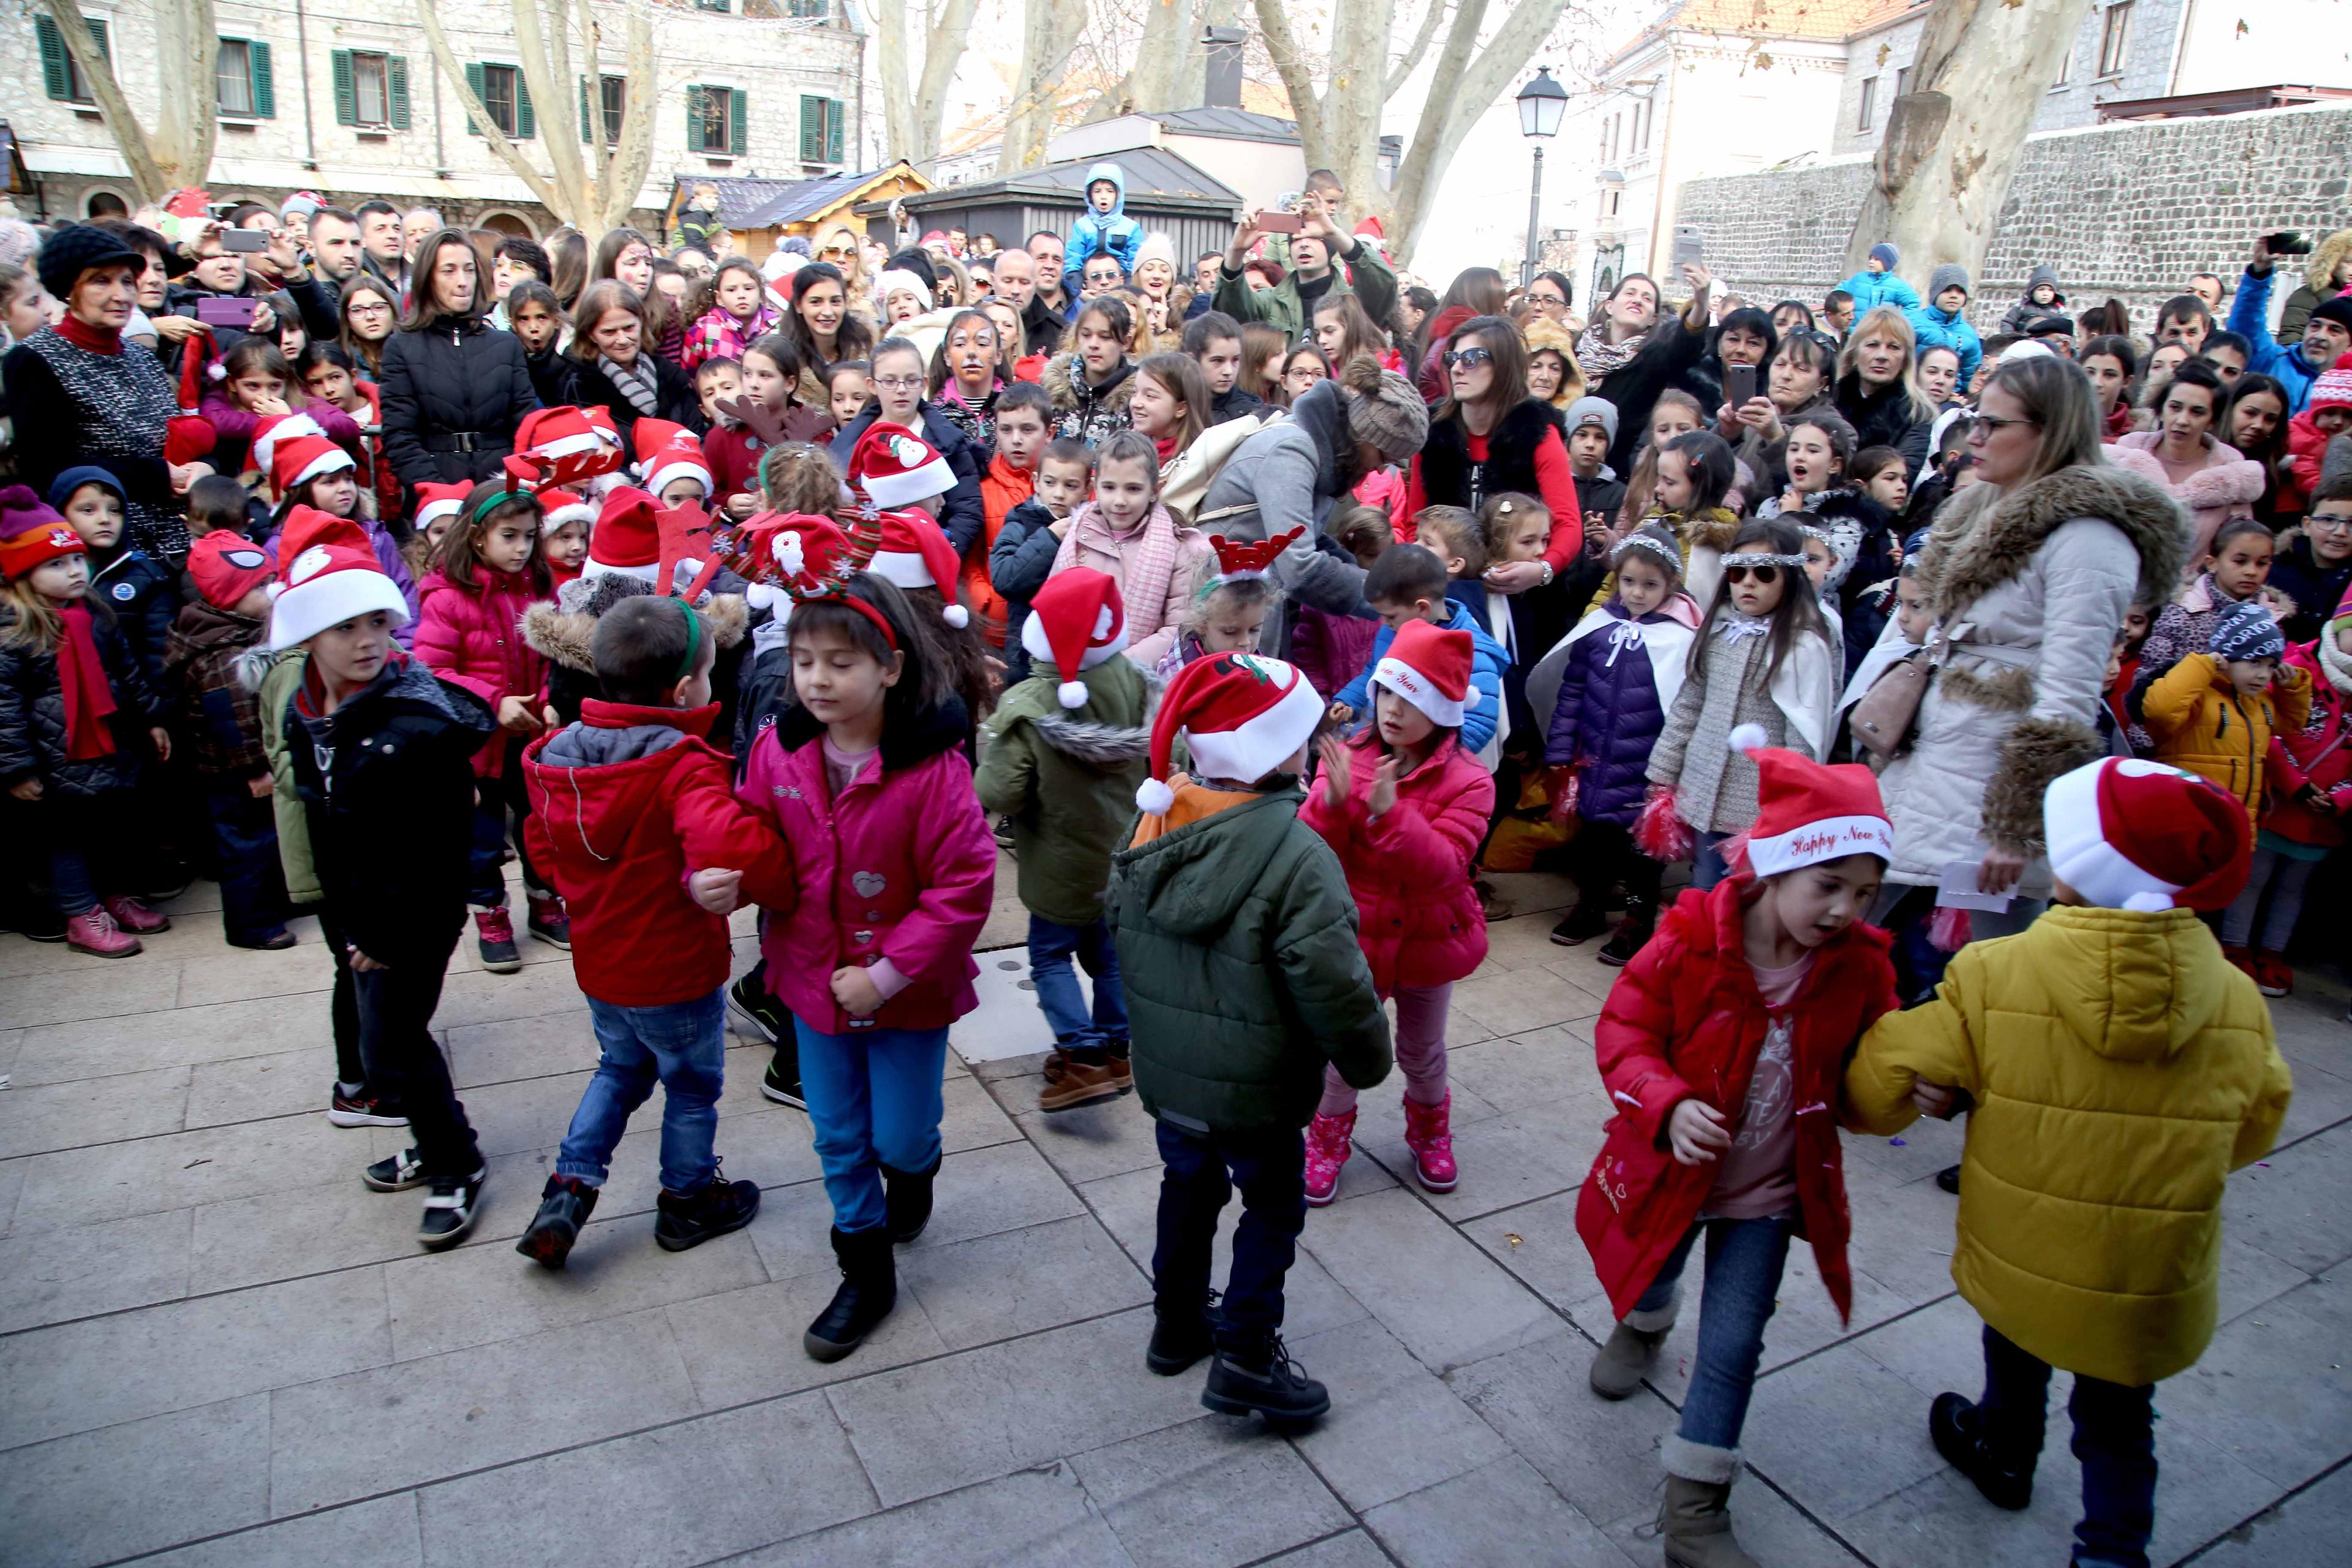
[942,603,970,629]
[1727,723,1769,754]
[2122,891,2177,913]
[207,362,227,382]
[1057,679,1088,710]
[1136,777,1176,815]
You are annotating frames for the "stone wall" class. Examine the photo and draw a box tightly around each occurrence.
[1679,102,2352,332]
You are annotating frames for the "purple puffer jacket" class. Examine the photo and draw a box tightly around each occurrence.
[1543,603,1689,827]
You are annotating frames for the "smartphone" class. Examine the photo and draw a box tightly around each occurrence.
[2264,230,2315,256]
[194,295,258,329]
[1725,363,1758,409]
[1671,225,1705,266]
[218,228,271,254]
[1258,211,1304,235]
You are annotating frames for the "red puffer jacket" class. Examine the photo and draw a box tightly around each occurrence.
[735,704,996,1036]
[522,701,789,1008]
[2264,636,2352,848]
[1299,728,1493,993]
[412,567,550,776]
[1576,878,1897,1324]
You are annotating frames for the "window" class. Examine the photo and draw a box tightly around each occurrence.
[334,51,411,130]
[1634,98,1651,153]
[466,62,535,137]
[786,0,829,15]
[696,0,731,10]
[690,86,748,157]
[36,13,110,104]
[602,75,627,144]
[799,94,845,163]
[2052,42,2074,87]
[216,38,274,118]
[2098,2,2133,76]
[1857,75,1878,132]
[1894,67,1912,99]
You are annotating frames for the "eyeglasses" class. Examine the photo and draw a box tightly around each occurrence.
[1966,412,2040,440]
[1723,564,1781,586]
[2307,513,2352,533]
[348,301,391,316]
[1442,347,1495,369]
[1527,292,1566,307]
[873,374,924,392]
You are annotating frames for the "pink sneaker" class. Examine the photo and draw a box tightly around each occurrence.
[1303,1110,1355,1207]
[1403,1092,1458,1193]
[64,906,142,958]
[100,894,170,934]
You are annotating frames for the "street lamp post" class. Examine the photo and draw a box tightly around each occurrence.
[1517,67,1567,288]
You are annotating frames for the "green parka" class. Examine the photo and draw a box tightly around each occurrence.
[252,647,321,905]
[1107,780,1391,1134]
[975,654,1154,928]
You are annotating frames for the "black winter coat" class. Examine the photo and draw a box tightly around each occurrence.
[0,601,165,797]
[829,402,989,556]
[286,657,495,967]
[1211,385,1267,426]
[1418,399,1558,516]
[88,547,179,698]
[377,317,541,486]
[989,498,1065,683]
[522,343,573,412]
[1834,374,1932,481]
[1593,315,1713,473]
[560,353,706,450]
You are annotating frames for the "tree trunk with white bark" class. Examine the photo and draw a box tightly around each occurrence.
[45,0,218,206]
[1000,0,1089,170]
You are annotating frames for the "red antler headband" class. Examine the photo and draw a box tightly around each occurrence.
[1208,526,1303,584]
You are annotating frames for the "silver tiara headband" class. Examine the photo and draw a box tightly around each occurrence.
[1611,532,1681,570]
[1720,550,1809,568]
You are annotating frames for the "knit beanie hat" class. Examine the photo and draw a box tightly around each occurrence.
[35,223,141,303]
[1020,567,1129,707]
[43,466,125,513]
[876,268,933,314]
[0,487,85,581]
[586,488,662,581]
[2209,598,2285,662]
[1135,232,1178,274]
[186,531,274,609]
[250,412,325,478]
[2307,353,2352,415]
[266,507,409,650]
[1564,396,1619,445]
[633,419,712,500]
[1371,618,1472,729]
[280,190,326,224]
[2311,295,2352,335]
[850,421,956,510]
[1928,262,1970,303]
[1724,723,1893,876]
[2043,758,2251,912]
[1868,242,1900,271]
[1136,650,1325,811]
[1335,356,1430,464]
[865,510,970,627]
[411,481,472,539]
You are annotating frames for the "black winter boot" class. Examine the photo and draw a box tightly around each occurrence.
[654,1169,761,1252]
[882,1155,940,1243]
[1202,1332,1330,1425]
[1146,1290,1219,1375]
[804,1225,897,1362]
[1550,901,1611,946]
[1596,898,1654,967]
[516,1175,599,1268]
[1929,1392,2036,1510]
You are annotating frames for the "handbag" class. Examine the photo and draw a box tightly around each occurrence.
[1848,650,1932,762]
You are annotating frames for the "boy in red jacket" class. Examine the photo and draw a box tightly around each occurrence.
[516,595,790,1265]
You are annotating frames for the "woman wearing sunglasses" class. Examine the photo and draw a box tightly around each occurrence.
[1869,353,2187,968]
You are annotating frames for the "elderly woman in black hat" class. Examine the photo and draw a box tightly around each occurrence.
[2,225,209,560]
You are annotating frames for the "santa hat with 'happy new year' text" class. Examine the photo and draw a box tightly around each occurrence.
[266,505,409,650]
[848,421,956,511]
[1371,617,1472,729]
[1136,650,1326,812]
[865,510,970,627]
[1721,723,1894,877]
[1022,568,1129,707]
[2043,757,2251,912]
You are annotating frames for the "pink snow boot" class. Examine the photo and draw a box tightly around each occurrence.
[1303,1110,1355,1207]
[1402,1092,1458,1193]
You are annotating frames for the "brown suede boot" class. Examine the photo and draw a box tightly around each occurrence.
[1588,1320,1668,1400]
[1659,1474,1760,1568]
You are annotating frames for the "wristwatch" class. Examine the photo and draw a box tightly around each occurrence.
[1538,560,1555,587]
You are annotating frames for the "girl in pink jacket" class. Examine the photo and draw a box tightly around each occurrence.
[734,572,995,1366]
[1298,618,1495,1202]
[413,483,560,971]
[1049,431,1212,668]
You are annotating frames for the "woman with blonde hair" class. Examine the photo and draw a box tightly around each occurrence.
[1835,305,1936,478]
[808,221,876,321]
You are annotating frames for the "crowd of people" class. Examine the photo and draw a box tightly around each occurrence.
[0,172,2342,1568]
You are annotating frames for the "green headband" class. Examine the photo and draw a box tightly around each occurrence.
[463,485,529,533]
[674,598,703,682]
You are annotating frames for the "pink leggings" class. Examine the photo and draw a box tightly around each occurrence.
[1319,982,1452,1116]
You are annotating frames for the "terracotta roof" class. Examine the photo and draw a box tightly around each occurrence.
[1622,0,1925,50]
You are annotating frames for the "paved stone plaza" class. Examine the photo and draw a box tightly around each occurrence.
[1,865,2345,1567]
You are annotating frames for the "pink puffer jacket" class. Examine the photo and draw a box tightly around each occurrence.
[736,707,996,1036]
[412,567,550,776]
[1298,728,1494,993]
[2106,432,2263,570]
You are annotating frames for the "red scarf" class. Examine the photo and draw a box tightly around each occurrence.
[56,601,119,760]
[56,315,123,355]
[1153,432,1180,464]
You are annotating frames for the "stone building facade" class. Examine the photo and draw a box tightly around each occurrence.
[1676,102,2352,331]
[7,0,864,236]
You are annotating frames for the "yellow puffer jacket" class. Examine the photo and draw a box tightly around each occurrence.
[1844,905,2291,1387]
[2143,653,2312,827]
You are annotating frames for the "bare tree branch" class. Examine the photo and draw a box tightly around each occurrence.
[1001,0,1091,169]
[44,0,219,204]
[416,0,571,219]
[1250,0,1325,160]
[1385,0,1450,101]
[1389,0,1574,262]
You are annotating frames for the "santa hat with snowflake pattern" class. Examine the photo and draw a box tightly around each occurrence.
[1021,568,1129,707]
[1136,650,1325,812]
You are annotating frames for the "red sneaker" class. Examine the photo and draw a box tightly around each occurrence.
[2222,944,2258,981]
[64,906,141,958]
[2252,952,2293,998]
[100,894,170,933]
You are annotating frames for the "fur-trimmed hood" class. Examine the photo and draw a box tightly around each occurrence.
[1030,710,1153,765]
[1675,505,1743,554]
[2304,228,2352,296]
[1916,461,2189,622]
[1043,350,1134,415]
[521,576,748,674]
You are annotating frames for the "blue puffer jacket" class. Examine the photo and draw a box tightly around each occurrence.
[1063,162,1144,281]
[1543,604,1682,827]
[1834,268,1921,317]
[1335,600,1511,756]
[1905,301,1982,391]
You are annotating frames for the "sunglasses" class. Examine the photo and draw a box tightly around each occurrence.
[1723,564,1781,586]
[1442,347,1495,369]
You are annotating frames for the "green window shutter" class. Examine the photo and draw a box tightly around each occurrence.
[464,61,486,135]
[515,71,535,138]
[36,15,67,99]
[579,77,591,141]
[730,89,748,157]
[799,94,820,161]
[826,97,843,162]
[331,50,356,125]
[689,87,708,153]
[91,18,107,59]
[250,40,274,117]
[388,56,411,129]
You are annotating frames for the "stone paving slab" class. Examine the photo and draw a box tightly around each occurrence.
[1,885,2345,1567]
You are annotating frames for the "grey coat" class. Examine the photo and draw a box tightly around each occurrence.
[1194,379,1370,623]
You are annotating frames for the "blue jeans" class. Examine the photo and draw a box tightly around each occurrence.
[467,747,546,908]
[1630,1215,1795,1455]
[1152,1120,1307,1348]
[204,787,289,944]
[794,1020,948,1234]
[1028,915,1128,1061]
[1977,1324,2157,1568]
[1689,830,1733,892]
[557,990,728,1195]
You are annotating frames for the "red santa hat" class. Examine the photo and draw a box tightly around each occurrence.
[165,414,217,468]
[251,411,325,477]
[865,509,970,627]
[271,432,355,496]
[1724,723,1893,877]
[266,505,409,650]
[2043,758,2252,913]
[176,327,224,415]
[507,404,627,491]
[848,421,956,510]
[1136,650,1325,812]
[1021,568,1129,707]
[1371,618,1472,729]
[186,530,274,609]
[411,481,472,537]
[585,487,662,581]
[539,488,595,533]
[633,418,711,500]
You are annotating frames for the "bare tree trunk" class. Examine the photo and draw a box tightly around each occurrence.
[1384,0,1572,265]
[1000,0,1088,170]
[47,0,218,204]
[418,0,572,221]
[869,0,982,169]
[599,8,657,232]
[1090,0,1193,122]
[870,1,921,165]
[1844,0,2096,288]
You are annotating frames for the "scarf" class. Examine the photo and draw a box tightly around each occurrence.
[1574,320,1648,383]
[1153,432,1181,464]
[56,315,123,355]
[1052,500,1182,639]
[56,601,120,760]
[600,353,662,418]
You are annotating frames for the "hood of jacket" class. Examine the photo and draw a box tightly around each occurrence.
[301,653,496,744]
[1044,351,1135,413]
[1118,785,1303,937]
[1019,655,1156,765]
[1284,377,1352,496]
[1081,162,1129,222]
[2304,228,2352,295]
[537,698,714,769]
[2021,264,2063,301]
[1917,462,2190,622]
[2020,905,2239,1063]
[520,579,747,673]
[172,598,266,653]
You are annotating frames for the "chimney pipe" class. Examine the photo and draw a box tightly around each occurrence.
[1202,26,1245,110]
